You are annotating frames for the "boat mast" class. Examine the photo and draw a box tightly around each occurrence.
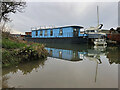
[97,6,99,26]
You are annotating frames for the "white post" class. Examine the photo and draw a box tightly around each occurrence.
[97,6,99,26]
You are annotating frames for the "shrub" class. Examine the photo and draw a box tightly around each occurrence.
[16,44,48,62]
[2,44,48,67]
[2,34,48,67]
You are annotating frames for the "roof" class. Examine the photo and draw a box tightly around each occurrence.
[86,27,98,31]
[85,24,103,31]
[32,25,83,31]
[10,34,21,36]
[116,27,120,30]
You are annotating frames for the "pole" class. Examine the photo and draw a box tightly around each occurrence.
[97,6,99,26]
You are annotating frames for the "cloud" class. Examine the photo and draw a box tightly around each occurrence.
[9,2,118,33]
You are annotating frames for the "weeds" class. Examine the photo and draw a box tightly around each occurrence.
[2,38,48,67]
[2,32,48,67]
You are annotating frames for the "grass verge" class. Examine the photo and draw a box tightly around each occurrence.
[2,33,48,67]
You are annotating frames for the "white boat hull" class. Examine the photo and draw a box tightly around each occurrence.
[94,42,107,45]
[94,39,107,46]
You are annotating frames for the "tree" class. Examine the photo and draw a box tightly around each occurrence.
[0,0,26,22]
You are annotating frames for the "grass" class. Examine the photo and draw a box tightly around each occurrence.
[2,32,48,67]
[2,43,48,67]
[2,38,26,49]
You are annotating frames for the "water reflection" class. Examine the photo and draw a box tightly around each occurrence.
[45,44,120,84]
[106,46,120,64]
[45,44,108,84]
[45,47,87,62]
[45,43,120,64]
[2,75,10,88]
[2,59,47,88]
[3,59,46,76]
[2,43,120,88]
[45,43,88,62]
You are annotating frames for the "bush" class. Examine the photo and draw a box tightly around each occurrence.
[2,33,48,67]
[16,44,48,62]
[2,44,48,67]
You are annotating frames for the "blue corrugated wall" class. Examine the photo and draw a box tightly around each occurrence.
[32,27,87,38]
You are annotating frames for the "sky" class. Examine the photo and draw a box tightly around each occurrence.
[8,1,118,34]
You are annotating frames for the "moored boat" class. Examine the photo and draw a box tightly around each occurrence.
[26,25,88,44]
[94,38,107,46]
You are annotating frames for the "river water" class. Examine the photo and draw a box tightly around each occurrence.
[2,44,120,88]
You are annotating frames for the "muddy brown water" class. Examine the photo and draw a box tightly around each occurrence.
[2,44,120,88]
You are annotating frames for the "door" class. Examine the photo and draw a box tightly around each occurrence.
[73,28,79,37]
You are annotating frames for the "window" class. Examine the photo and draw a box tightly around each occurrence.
[91,30,95,32]
[40,30,43,36]
[73,28,77,32]
[59,29,63,36]
[36,31,38,36]
[44,30,47,36]
[59,51,62,58]
[49,50,53,56]
[50,30,53,36]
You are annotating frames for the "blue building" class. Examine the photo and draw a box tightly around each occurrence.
[30,25,88,44]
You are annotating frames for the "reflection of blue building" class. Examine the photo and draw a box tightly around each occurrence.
[45,47,87,61]
[31,26,88,44]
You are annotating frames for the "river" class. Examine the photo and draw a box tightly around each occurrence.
[2,44,120,88]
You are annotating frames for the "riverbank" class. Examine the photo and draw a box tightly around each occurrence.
[2,32,48,67]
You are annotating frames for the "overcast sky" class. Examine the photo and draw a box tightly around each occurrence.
[9,1,118,34]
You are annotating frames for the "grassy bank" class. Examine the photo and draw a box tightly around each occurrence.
[2,38,26,49]
[2,33,48,67]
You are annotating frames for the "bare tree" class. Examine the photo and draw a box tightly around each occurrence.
[0,0,26,22]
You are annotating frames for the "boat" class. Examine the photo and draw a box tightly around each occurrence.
[94,45,107,51]
[94,38,107,46]
[85,6,107,44]
[26,25,88,44]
